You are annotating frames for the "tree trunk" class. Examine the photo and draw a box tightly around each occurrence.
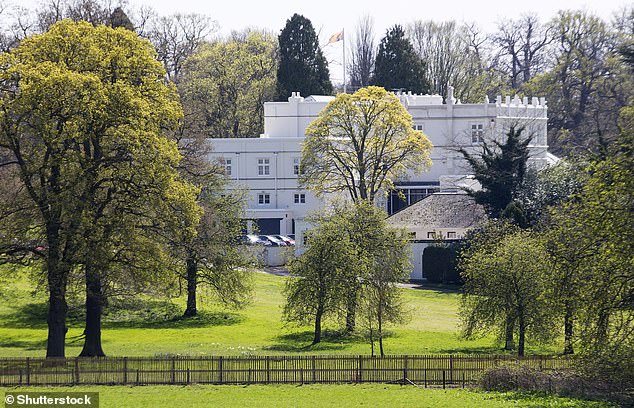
[313,307,323,345]
[517,312,525,357]
[345,290,357,333]
[378,309,384,357]
[45,234,69,359]
[79,263,105,357]
[46,277,68,358]
[504,313,515,351]
[183,257,198,317]
[563,306,574,355]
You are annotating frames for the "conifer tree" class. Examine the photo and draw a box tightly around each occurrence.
[276,14,332,100]
[371,25,429,94]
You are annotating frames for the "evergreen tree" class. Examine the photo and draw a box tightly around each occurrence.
[458,127,531,223]
[109,7,134,31]
[276,14,332,100]
[371,25,429,94]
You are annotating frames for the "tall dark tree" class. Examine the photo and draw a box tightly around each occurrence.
[371,25,429,94]
[458,127,531,223]
[109,6,134,31]
[276,14,332,100]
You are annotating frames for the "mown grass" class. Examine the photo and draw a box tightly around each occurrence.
[4,385,616,408]
[0,265,560,357]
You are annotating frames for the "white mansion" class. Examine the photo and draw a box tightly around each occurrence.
[208,87,555,241]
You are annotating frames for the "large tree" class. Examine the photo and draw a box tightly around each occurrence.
[460,228,555,356]
[523,10,632,155]
[0,20,200,357]
[492,14,552,90]
[180,31,277,138]
[300,86,432,203]
[371,25,429,94]
[275,13,332,100]
[546,106,634,379]
[408,20,485,101]
[348,15,376,91]
[283,211,357,345]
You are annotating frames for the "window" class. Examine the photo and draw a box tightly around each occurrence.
[257,193,270,205]
[427,232,436,239]
[223,158,232,176]
[293,158,301,175]
[257,158,270,176]
[294,193,306,204]
[412,124,424,131]
[471,123,484,143]
[447,231,457,239]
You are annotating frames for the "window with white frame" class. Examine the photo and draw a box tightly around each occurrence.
[257,193,270,205]
[447,231,457,239]
[412,124,424,131]
[223,158,232,176]
[293,158,301,175]
[257,158,270,176]
[471,123,484,143]
[294,193,306,204]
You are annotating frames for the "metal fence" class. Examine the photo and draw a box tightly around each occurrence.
[0,355,572,387]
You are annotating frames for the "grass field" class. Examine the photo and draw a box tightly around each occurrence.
[3,385,615,408]
[0,267,560,357]
[0,266,609,407]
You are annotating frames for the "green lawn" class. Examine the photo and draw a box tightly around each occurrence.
[0,266,559,357]
[4,385,615,408]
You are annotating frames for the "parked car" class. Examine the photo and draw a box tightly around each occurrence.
[260,235,288,246]
[274,235,295,246]
[286,234,295,241]
[241,234,271,246]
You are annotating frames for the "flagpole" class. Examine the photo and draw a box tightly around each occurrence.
[342,28,346,94]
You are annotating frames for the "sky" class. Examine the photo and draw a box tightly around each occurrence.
[11,0,633,84]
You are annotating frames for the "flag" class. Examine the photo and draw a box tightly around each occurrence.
[328,31,343,44]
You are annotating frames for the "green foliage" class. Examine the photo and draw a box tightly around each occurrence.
[180,32,277,138]
[522,10,633,156]
[459,126,531,222]
[283,213,357,344]
[460,229,555,356]
[371,25,429,93]
[546,105,634,383]
[0,20,200,356]
[276,14,332,100]
[286,201,412,356]
[301,86,432,203]
[518,160,586,227]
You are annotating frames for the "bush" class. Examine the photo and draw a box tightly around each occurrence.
[479,364,632,405]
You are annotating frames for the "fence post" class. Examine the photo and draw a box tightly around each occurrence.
[358,355,363,384]
[449,355,453,384]
[219,357,224,384]
[403,356,408,382]
[123,357,128,385]
[136,369,139,385]
[442,370,446,389]
[171,357,176,384]
[26,357,30,386]
[19,369,23,386]
[187,368,191,385]
[312,356,316,383]
[266,356,270,384]
[74,358,79,385]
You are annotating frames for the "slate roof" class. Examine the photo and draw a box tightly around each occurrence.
[387,193,487,229]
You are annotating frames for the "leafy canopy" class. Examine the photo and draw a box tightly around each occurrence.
[301,86,432,203]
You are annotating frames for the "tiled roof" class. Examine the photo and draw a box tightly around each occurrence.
[387,193,487,229]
